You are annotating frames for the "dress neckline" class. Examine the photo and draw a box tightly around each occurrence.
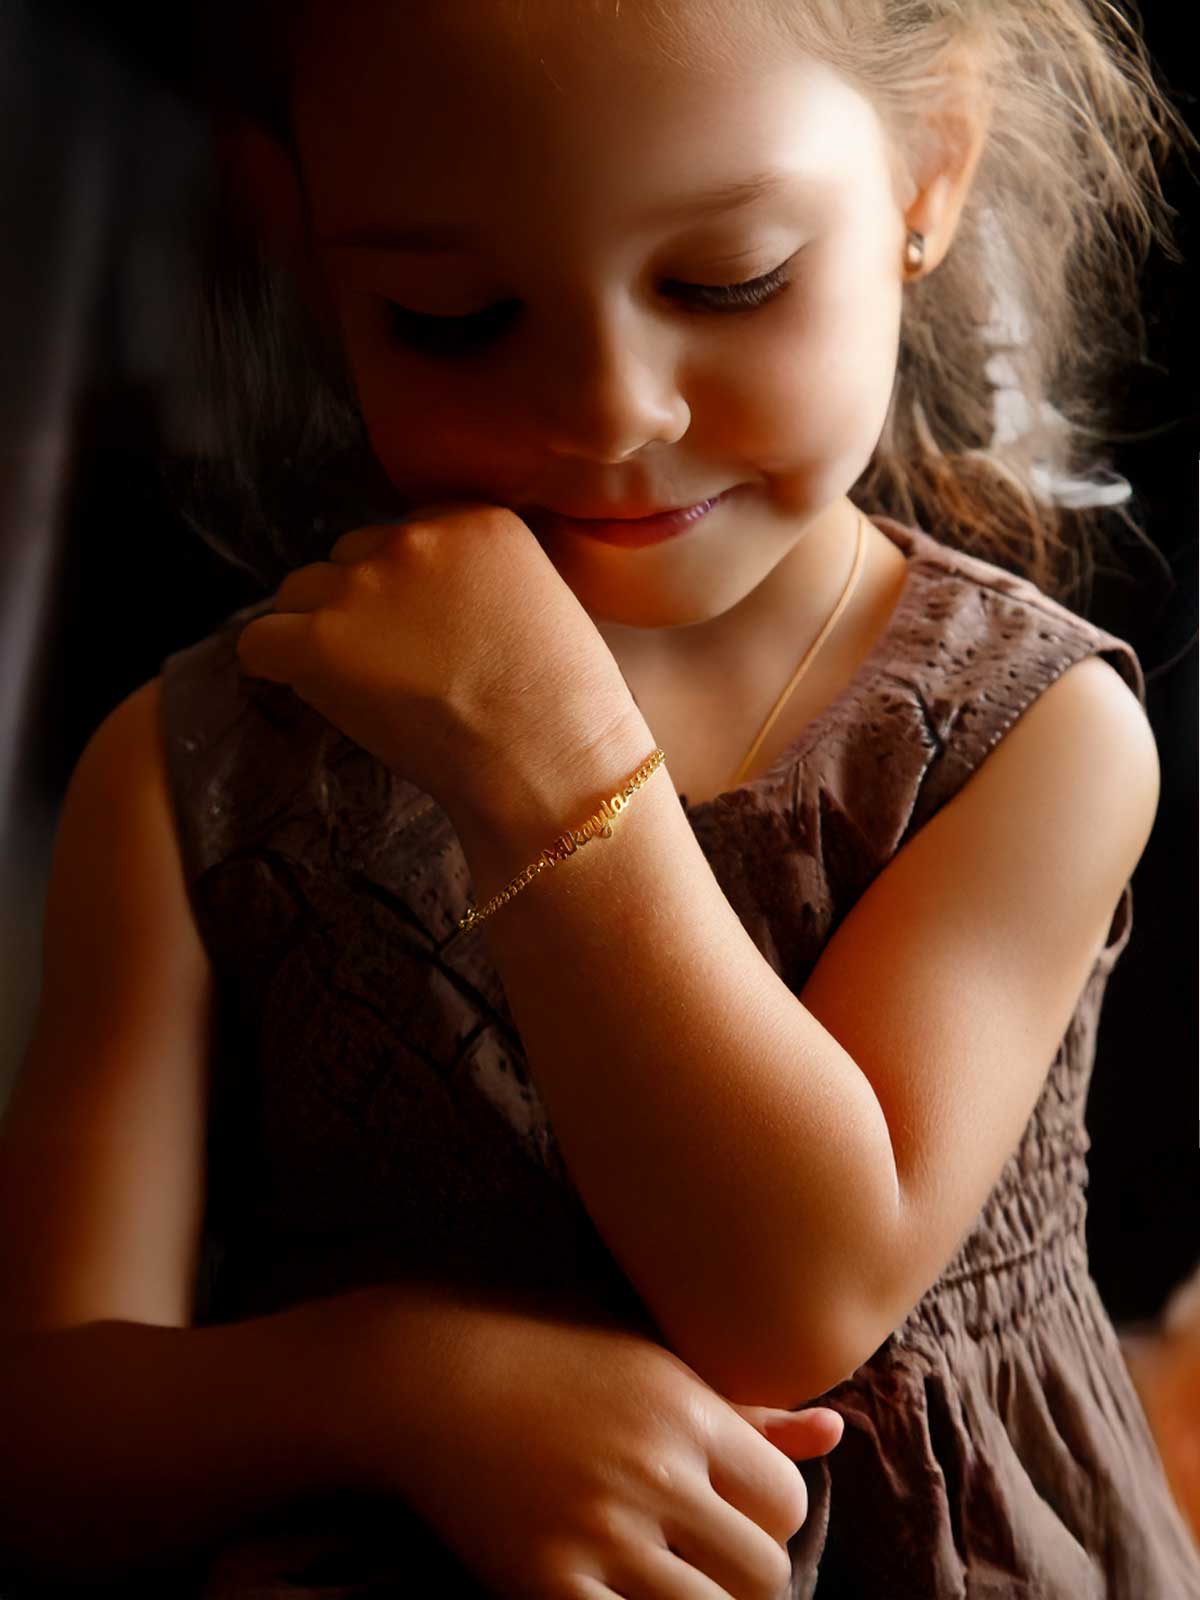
[678,514,927,816]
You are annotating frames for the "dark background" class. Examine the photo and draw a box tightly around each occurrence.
[0,0,1196,1331]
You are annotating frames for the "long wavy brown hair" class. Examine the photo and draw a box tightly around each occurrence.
[169,0,1196,612]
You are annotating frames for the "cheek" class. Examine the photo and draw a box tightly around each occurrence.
[342,330,476,486]
[336,297,442,427]
[728,263,901,468]
[343,322,428,433]
[334,259,901,495]
[353,404,478,514]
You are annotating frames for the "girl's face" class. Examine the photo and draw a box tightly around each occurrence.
[288,0,914,633]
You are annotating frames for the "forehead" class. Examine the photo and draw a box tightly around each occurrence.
[290,0,790,88]
[288,0,882,236]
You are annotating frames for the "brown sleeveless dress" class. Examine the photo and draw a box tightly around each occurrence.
[154,515,1200,1598]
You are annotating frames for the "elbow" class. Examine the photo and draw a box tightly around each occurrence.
[767,1315,891,1410]
[681,1301,881,1411]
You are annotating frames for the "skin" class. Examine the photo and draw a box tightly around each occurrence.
[216,8,1006,1587]
[240,0,988,799]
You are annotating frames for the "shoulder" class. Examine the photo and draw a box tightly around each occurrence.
[73,674,166,792]
[988,651,1159,844]
[48,673,207,1017]
[872,525,1152,839]
[10,670,212,1333]
[66,676,194,908]
[932,650,1159,944]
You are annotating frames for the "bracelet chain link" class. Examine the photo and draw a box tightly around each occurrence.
[457,747,668,933]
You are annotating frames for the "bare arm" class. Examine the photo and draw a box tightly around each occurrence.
[0,1289,357,1583]
[0,1276,558,1585]
[449,661,1157,1409]
[0,678,578,1582]
[0,1273,679,1586]
[449,707,900,1408]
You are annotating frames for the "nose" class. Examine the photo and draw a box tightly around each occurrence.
[534,301,690,463]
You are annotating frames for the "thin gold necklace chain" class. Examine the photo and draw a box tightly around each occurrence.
[726,509,869,789]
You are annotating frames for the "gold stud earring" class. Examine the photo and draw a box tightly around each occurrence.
[904,228,927,276]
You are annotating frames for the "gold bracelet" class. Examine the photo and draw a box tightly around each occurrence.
[457,747,667,933]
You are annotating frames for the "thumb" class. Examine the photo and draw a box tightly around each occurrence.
[759,1406,845,1455]
[729,1399,845,1456]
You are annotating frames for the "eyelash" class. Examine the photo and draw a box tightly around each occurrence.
[384,261,793,357]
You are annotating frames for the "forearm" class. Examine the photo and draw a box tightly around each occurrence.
[0,1273,651,1586]
[0,1287,388,1583]
[450,709,902,1408]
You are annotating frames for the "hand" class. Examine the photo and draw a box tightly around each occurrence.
[363,1283,843,1600]
[234,502,635,822]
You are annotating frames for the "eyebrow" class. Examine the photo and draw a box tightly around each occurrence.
[319,169,803,253]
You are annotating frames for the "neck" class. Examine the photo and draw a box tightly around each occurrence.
[592,496,865,710]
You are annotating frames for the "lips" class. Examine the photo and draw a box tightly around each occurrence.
[530,488,735,550]
[523,490,732,529]
[544,499,718,521]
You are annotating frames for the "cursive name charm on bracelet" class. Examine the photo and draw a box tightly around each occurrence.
[457,747,668,933]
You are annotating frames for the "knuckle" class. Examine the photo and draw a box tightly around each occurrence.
[729,1539,796,1600]
[236,619,261,663]
[529,1549,593,1600]
[387,524,439,573]
[382,520,414,548]
[575,1492,625,1546]
[344,557,382,595]
[642,1453,680,1496]
[633,1441,702,1510]
[669,1372,719,1439]
[761,1538,796,1593]
[481,502,523,534]
[738,1538,795,1600]
[390,517,435,552]
[553,1581,598,1600]
[277,561,320,601]
[775,1467,809,1537]
[307,606,342,658]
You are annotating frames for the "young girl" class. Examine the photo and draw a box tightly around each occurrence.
[2,1,1198,1597]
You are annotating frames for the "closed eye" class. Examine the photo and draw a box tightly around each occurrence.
[383,258,795,357]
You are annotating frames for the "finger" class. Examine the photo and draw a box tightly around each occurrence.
[271,562,346,614]
[730,1401,844,1458]
[658,1487,797,1600]
[761,1407,845,1458]
[326,501,501,564]
[235,610,313,684]
[705,1421,810,1546]
[567,1577,630,1599]
[327,524,395,564]
[612,1541,748,1599]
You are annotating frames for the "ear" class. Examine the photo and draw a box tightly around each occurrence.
[211,110,342,342]
[902,41,994,273]
[212,111,306,268]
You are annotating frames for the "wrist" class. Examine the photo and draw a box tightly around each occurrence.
[278,1287,397,1496]
[320,1280,506,1500]
[448,698,658,897]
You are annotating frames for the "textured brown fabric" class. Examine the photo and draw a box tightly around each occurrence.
[152,515,1200,1598]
